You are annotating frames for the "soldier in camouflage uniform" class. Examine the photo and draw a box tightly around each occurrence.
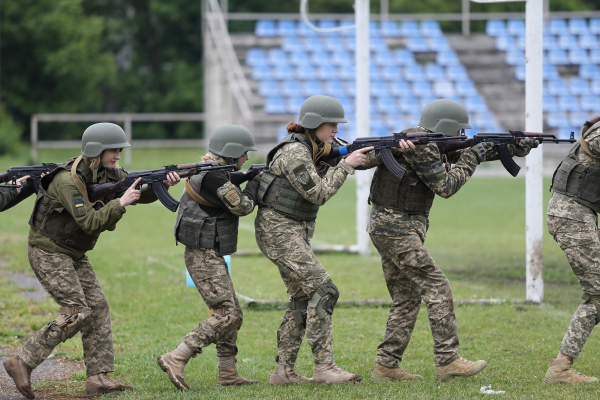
[0,175,30,211]
[255,96,374,385]
[367,99,538,382]
[544,116,600,384]
[157,125,260,390]
[3,123,180,399]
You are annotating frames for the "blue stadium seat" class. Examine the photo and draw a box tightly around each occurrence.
[543,95,561,113]
[390,81,411,97]
[323,36,344,52]
[421,20,442,37]
[591,18,600,35]
[547,79,568,96]
[319,20,337,31]
[433,81,456,97]
[437,50,461,66]
[516,36,527,51]
[381,20,400,37]
[404,113,421,126]
[277,20,296,37]
[557,127,579,140]
[381,66,404,81]
[464,96,488,114]
[264,96,286,113]
[281,80,301,97]
[277,125,288,141]
[580,64,599,79]
[258,81,280,97]
[331,51,353,66]
[569,78,591,96]
[397,97,422,113]
[251,65,272,80]
[310,51,330,65]
[394,49,417,65]
[370,36,388,52]
[370,21,381,37]
[543,35,557,50]
[547,50,569,65]
[456,80,478,97]
[290,51,309,65]
[371,80,389,97]
[548,19,568,35]
[375,97,399,114]
[515,65,526,81]
[282,37,302,51]
[569,49,590,64]
[505,50,525,65]
[343,81,356,97]
[591,79,600,95]
[404,65,425,81]
[338,65,355,80]
[446,65,470,81]
[337,97,355,115]
[323,81,345,97]
[342,36,356,51]
[425,64,446,81]
[570,112,590,127]
[255,20,276,37]
[401,20,420,37]
[272,65,294,80]
[373,51,395,66]
[418,96,437,109]
[558,35,579,50]
[316,66,338,80]
[297,21,318,37]
[301,37,324,52]
[579,34,600,50]
[267,49,288,66]
[427,36,451,51]
[370,65,382,80]
[507,19,525,36]
[384,115,405,130]
[591,49,600,64]
[295,65,316,80]
[568,18,588,35]
[411,81,433,97]
[544,64,560,80]
[546,112,571,128]
[286,96,305,113]
[339,20,355,36]
[581,95,600,111]
[558,95,581,112]
[246,48,268,67]
[406,36,430,52]
[486,19,506,37]
[495,35,515,52]
[301,80,323,97]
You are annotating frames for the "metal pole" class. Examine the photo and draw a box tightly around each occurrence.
[462,0,470,36]
[30,116,38,163]
[380,0,389,21]
[525,0,544,303]
[543,0,550,22]
[124,115,132,167]
[356,0,371,256]
[220,0,228,23]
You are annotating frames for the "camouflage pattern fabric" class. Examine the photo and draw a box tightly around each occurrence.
[19,246,114,377]
[0,187,18,211]
[370,233,459,367]
[182,247,243,358]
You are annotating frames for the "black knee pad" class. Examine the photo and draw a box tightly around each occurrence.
[308,281,340,319]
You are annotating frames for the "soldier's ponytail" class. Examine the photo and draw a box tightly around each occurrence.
[583,116,600,133]
[287,122,305,133]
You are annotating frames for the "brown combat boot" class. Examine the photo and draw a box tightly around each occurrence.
[157,346,193,391]
[3,355,35,399]
[269,364,312,385]
[313,363,362,384]
[371,363,424,381]
[84,373,133,394]
[543,358,599,384]
[435,356,487,382]
[217,357,259,386]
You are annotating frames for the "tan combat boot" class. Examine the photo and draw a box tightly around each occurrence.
[217,357,259,386]
[543,358,599,384]
[84,373,133,394]
[371,363,424,381]
[3,355,35,399]
[157,346,193,391]
[269,364,312,385]
[313,363,362,384]
[435,356,487,382]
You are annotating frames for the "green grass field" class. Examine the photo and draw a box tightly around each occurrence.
[1,149,600,399]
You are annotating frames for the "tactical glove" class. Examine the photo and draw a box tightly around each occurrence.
[513,137,539,157]
[470,142,495,163]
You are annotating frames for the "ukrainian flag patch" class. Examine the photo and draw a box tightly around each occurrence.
[69,190,87,217]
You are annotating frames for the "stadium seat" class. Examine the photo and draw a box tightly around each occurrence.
[401,20,420,37]
[404,113,422,126]
[331,51,353,66]
[251,65,272,81]
[581,95,600,111]
[495,35,515,52]
[323,81,345,97]
[375,97,399,113]
[579,34,600,50]
[516,36,527,51]
[277,125,288,141]
[277,20,296,37]
[558,95,582,112]
[548,18,568,35]
[339,20,355,36]
[390,81,411,96]
[397,96,420,113]
[264,96,287,113]
[507,19,525,36]
[370,21,381,37]
[323,36,345,52]
[290,51,309,65]
[404,65,425,81]
[543,35,557,50]
[301,80,323,97]
[464,96,488,114]
[281,80,301,97]
[591,18,600,34]
[544,64,560,80]
[546,79,568,96]
[258,81,280,97]
[591,49,600,64]
[300,37,323,52]
[309,51,330,65]
[267,49,288,66]
[381,66,404,81]
[381,20,400,37]
[295,65,316,80]
[286,96,305,113]
[255,20,276,37]
[341,36,356,51]
[433,81,456,97]
[427,36,451,51]
[373,51,395,66]
[455,80,478,97]
[421,20,442,37]
[272,65,294,80]
[411,81,433,97]
[343,81,356,97]
[568,18,588,35]
[437,50,461,66]
[505,50,525,65]
[547,50,569,65]
[316,66,338,80]
[282,37,302,51]
[418,96,437,109]
[338,97,355,115]
[406,36,430,52]
[384,115,405,130]
[486,19,506,37]
[338,65,355,80]
[558,35,579,50]
[319,20,337,31]
[515,65,526,81]
[370,65,382,80]
[425,63,446,81]
[570,112,590,127]
[297,21,318,37]
[546,112,571,128]
[568,49,590,65]
[557,127,578,140]
[591,79,600,95]
[245,48,267,67]
[394,49,417,65]
[568,78,590,96]
[371,80,389,97]
[446,65,470,81]
[580,64,599,79]
[543,95,561,113]
[370,36,388,52]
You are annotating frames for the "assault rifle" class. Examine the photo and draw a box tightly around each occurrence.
[0,163,61,192]
[326,131,577,178]
[87,162,235,212]
[228,164,266,186]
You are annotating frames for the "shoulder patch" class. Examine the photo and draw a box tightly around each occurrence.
[431,161,445,175]
[224,189,242,206]
[291,162,316,190]
[69,190,87,217]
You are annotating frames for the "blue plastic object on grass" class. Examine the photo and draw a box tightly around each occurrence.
[187,255,230,287]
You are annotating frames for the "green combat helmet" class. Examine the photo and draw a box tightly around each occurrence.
[419,99,472,137]
[208,125,257,158]
[298,95,348,130]
[81,123,131,158]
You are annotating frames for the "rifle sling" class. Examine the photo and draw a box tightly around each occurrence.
[71,156,105,206]
[184,177,216,207]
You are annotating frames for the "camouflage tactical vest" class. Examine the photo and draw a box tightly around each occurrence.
[174,171,239,255]
[29,159,100,251]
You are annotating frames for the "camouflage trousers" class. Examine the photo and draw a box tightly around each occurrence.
[19,246,113,377]
[183,247,243,358]
[370,233,459,367]
[255,207,334,366]
[548,214,600,359]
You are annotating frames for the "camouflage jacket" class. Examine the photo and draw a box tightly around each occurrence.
[0,186,18,211]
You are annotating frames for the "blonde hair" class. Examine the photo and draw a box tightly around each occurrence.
[83,151,120,171]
